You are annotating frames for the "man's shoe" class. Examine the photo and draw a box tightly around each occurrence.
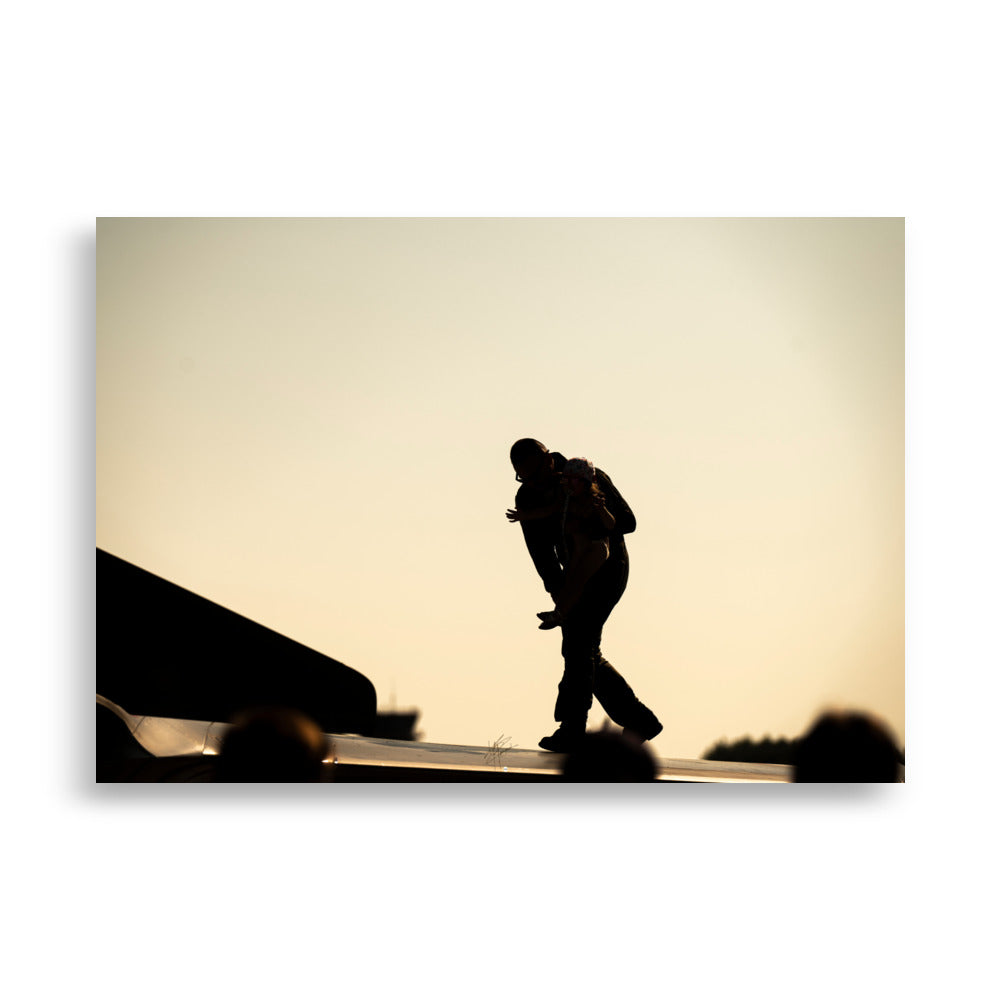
[622,721,663,744]
[538,727,585,753]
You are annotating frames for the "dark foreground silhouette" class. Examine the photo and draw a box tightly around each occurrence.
[793,709,903,782]
[560,730,659,782]
[215,706,331,782]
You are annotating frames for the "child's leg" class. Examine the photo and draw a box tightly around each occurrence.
[554,539,609,616]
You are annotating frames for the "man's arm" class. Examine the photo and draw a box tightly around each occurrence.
[595,469,636,535]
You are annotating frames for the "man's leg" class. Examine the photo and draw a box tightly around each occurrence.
[593,655,662,741]
[537,616,596,752]
[577,558,662,740]
[546,559,621,740]
[553,617,598,729]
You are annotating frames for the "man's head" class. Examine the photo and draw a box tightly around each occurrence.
[510,438,555,483]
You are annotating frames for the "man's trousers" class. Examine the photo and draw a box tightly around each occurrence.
[554,554,661,737]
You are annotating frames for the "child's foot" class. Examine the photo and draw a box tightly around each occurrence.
[537,610,563,630]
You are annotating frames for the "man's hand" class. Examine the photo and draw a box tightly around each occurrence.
[506,508,523,522]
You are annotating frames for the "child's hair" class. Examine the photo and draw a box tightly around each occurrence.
[562,457,596,482]
[561,457,606,509]
[567,479,605,504]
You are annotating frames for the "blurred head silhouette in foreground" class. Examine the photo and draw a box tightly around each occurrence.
[560,731,659,782]
[794,710,902,783]
[216,706,331,782]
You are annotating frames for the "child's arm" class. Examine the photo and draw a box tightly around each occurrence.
[594,495,616,532]
[595,470,635,534]
[575,489,615,532]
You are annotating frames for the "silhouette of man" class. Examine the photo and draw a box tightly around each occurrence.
[507,438,662,752]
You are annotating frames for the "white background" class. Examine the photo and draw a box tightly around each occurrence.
[5,2,998,998]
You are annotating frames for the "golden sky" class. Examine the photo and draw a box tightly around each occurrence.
[97,217,903,757]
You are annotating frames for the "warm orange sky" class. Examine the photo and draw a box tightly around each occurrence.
[97,217,903,757]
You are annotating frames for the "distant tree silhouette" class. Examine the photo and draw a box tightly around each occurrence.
[702,734,798,765]
[703,732,904,768]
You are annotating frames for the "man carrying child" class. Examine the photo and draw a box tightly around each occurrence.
[506,438,663,753]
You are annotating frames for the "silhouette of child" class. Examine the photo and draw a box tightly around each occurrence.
[509,457,615,629]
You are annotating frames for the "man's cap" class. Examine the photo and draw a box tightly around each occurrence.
[510,438,548,464]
